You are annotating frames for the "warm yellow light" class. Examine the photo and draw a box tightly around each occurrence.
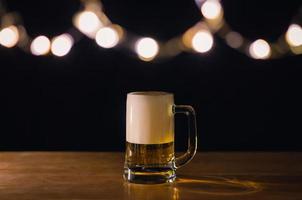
[191,30,214,53]
[225,31,243,48]
[201,0,222,20]
[30,35,51,56]
[135,37,159,61]
[95,27,119,48]
[74,11,102,37]
[0,25,19,48]
[51,34,73,57]
[286,24,302,47]
[249,39,271,59]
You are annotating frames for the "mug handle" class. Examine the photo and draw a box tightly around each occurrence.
[173,105,198,169]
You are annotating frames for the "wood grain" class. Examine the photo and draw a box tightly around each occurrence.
[0,152,301,199]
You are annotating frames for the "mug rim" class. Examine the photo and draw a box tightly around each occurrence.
[128,91,173,96]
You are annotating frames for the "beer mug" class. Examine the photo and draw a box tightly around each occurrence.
[124,91,198,184]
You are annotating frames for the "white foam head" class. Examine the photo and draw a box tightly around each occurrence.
[126,92,174,144]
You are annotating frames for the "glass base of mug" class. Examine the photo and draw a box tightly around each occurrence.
[124,167,176,184]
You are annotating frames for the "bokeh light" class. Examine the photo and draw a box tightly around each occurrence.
[201,0,222,20]
[249,39,271,59]
[95,27,119,48]
[51,34,74,57]
[286,24,302,47]
[135,37,159,61]
[74,11,102,37]
[191,30,214,53]
[0,25,19,48]
[30,35,51,56]
[225,31,243,48]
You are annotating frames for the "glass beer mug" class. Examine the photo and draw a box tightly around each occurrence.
[124,91,198,184]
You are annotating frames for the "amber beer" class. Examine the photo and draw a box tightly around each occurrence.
[125,142,174,170]
[124,92,197,184]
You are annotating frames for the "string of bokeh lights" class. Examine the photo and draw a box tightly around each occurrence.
[0,0,302,61]
[195,0,302,59]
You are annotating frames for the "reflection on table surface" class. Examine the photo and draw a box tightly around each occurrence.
[0,152,301,200]
[124,176,262,200]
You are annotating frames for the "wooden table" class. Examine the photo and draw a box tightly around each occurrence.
[0,152,301,199]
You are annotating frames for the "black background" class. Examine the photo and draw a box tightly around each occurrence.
[0,0,302,151]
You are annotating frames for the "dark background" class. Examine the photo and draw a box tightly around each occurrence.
[0,0,302,151]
